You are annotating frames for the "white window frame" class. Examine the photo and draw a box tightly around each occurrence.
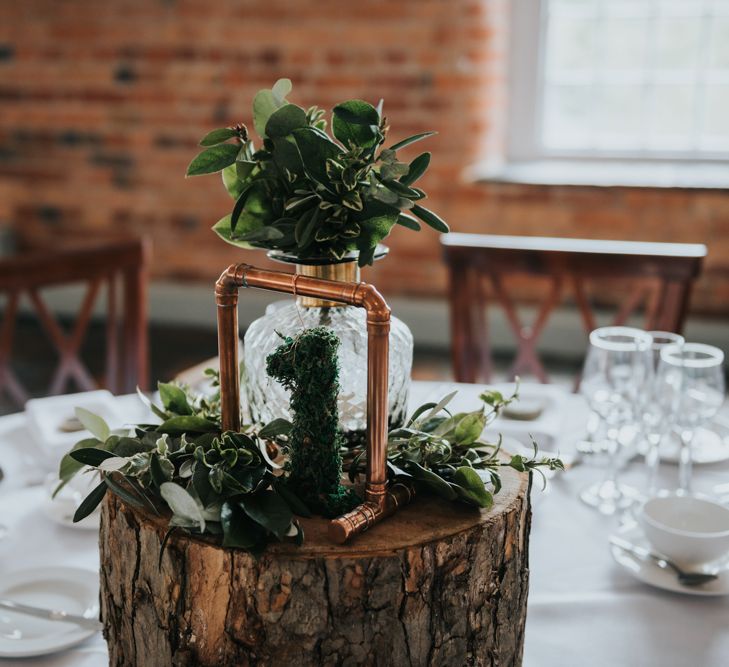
[507,0,729,164]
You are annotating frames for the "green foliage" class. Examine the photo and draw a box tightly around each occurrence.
[58,371,305,555]
[266,327,359,517]
[187,79,449,266]
[349,380,565,507]
[60,342,564,556]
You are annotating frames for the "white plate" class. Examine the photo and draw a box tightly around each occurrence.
[0,566,100,658]
[659,426,729,465]
[610,523,729,597]
[26,390,123,456]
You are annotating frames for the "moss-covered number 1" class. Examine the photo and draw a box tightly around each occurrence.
[266,327,359,517]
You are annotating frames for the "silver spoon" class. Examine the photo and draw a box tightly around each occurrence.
[610,536,718,586]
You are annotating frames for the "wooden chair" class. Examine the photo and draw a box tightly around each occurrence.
[442,233,706,384]
[0,236,150,407]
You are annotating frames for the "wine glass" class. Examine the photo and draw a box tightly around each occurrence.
[657,343,725,495]
[641,331,685,494]
[579,327,653,514]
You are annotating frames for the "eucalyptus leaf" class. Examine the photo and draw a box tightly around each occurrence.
[75,408,110,441]
[160,482,205,532]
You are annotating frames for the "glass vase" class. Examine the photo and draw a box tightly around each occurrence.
[243,249,413,446]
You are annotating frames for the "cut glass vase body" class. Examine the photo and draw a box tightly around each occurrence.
[243,251,413,444]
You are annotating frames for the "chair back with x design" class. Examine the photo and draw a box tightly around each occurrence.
[442,233,706,386]
[0,236,149,407]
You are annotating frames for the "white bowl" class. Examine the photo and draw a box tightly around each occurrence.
[638,495,729,566]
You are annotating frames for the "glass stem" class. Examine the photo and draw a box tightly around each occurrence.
[678,429,694,495]
[605,421,621,491]
[645,433,661,496]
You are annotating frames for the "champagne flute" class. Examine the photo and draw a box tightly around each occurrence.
[657,343,725,495]
[642,331,685,494]
[579,327,653,514]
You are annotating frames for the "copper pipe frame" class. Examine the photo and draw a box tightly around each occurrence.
[215,263,414,544]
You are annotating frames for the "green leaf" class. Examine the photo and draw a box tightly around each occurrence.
[160,482,205,531]
[240,490,293,540]
[332,99,380,148]
[73,480,108,523]
[186,144,239,176]
[272,78,292,104]
[192,461,214,507]
[69,447,116,467]
[396,213,421,231]
[220,501,265,549]
[273,480,312,518]
[381,179,421,198]
[389,131,436,152]
[236,226,285,243]
[236,160,257,181]
[265,103,308,139]
[199,127,237,146]
[411,204,449,233]
[253,81,290,137]
[258,418,292,439]
[352,199,400,266]
[454,412,486,445]
[112,436,153,457]
[452,467,493,508]
[212,214,250,249]
[157,416,219,435]
[400,152,430,185]
[406,461,458,501]
[150,453,174,487]
[56,437,102,493]
[222,163,245,199]
[75,407,110,441]
[158,382,193,416]
[294,206,318,248]
[103,474,146,509]
[292,127,343,185]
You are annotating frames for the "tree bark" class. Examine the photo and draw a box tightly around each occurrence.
[99,467,532,667]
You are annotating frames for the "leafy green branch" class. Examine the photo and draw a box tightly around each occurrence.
[349,381,564,508]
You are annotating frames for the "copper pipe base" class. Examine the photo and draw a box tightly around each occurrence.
[328,481,416,544]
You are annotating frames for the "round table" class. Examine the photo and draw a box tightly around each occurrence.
[1,382,728,667]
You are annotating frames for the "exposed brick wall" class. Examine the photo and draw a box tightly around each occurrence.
[0,0,727,316]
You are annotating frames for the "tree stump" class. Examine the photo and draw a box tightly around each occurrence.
[99,467,532,667]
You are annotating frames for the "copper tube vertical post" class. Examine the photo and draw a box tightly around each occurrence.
[214,263,412,544]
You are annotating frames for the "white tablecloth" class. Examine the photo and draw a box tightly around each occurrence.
[0,383,727,666]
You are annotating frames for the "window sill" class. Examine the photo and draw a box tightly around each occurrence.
[471,159,729,190]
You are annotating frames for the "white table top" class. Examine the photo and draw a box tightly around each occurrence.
[0,382,728,666]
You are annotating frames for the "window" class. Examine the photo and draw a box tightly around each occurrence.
[509,0,729,161]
